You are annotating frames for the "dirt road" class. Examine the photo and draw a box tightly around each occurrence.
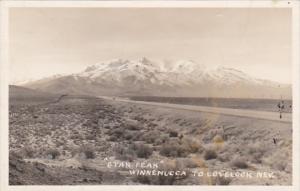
[99,96,292,123]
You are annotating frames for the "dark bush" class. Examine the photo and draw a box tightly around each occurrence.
[143,131,160,144]
[108,135,118,142]
[109,128,124,137]
[132,132,144,141]
[159,143,187,157]
[80,146,96,159]
[169,130,178,137]
[85,134,96,140]
[115,146,136,162]
[46,149,60,159]
[231,158,248,169]
[131,143,153,159]
[126,124,140,131]
[124,131,134,141]
[181,139,203,154]
[103,125,111,129]
[204,149,217,160]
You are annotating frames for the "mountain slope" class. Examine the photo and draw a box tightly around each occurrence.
[20,58,291,99]
[9,85,54,98]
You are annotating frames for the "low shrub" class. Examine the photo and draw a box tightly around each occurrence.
[103,125,111,129]
[204,149,217,160]
[123,131,134,141]
[212,176,232,185]
[186,157,207,168]
[112,128,124,136]
[125,124,140,131]
[115,146,136,162]
[55,140,65,147]
[70,133,83,140]
[181,138,203,154]
[247,143,267,163]
[108,135,118,142]
[159,143,187,158]
[180,158,199,168]
[131,132,144,141]
[143,131,160,144]
[213,135,224,144]
[154,134,169,146]
[231,158,248,169]
[46,148,60,159]
[21,147,35,158]
[262,149,290,171]
[169,130,178,137]
[80,146,96,159]
[131,143,153,159]
[85,134,96,140]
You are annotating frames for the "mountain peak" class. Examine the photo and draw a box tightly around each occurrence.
[139,57,149,63]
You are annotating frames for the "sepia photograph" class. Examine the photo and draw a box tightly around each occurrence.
[1,1,299,189]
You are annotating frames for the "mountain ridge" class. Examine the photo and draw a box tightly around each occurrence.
[19,58,291,99]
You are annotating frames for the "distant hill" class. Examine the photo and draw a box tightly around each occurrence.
[10,85,53,98]
[9,85,58,104]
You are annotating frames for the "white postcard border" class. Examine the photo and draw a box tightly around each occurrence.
[1,1,299,191]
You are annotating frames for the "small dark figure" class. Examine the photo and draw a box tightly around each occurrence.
[179,134,184,140]
[273,138,277,145]
[277,102,281,109]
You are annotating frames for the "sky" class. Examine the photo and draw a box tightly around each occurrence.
[9,8,292,84]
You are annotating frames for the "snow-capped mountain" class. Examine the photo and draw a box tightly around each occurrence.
[21,58,291,98]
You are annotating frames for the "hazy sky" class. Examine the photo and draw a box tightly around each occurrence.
[9,8,291,84]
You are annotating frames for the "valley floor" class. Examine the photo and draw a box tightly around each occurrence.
[9,96,292,185]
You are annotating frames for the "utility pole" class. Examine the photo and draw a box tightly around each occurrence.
[277,85,284,119]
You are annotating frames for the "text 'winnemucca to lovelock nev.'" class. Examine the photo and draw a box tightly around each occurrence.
[106,161,276,179]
